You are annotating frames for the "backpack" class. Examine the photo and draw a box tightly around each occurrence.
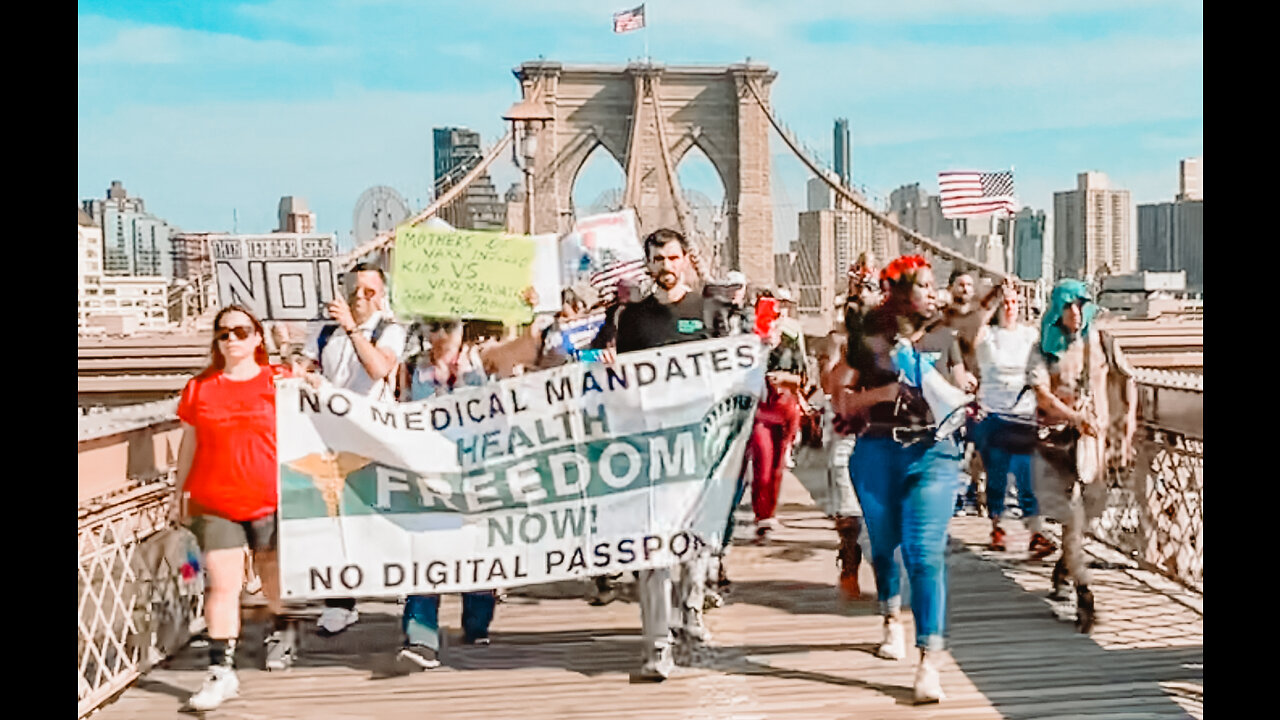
[316,318,390,376]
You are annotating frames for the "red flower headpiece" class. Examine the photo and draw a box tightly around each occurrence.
[879,255,931,285]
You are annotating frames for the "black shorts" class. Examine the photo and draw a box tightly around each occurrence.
[188,514,278,553]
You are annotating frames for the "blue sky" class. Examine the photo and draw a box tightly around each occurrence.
[78,0,1202,252]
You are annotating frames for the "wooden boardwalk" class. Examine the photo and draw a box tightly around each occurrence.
[94,462,1203,720]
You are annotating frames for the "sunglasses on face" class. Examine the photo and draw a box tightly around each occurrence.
[216,326,255,342]
[425,321,460,333]
[351,287,379,300]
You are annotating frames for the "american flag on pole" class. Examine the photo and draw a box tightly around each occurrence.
[938,170,1017,218]
[590,259,647,304]
[613,4,646,33]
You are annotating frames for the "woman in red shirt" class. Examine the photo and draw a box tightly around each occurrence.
[174,305,291,711]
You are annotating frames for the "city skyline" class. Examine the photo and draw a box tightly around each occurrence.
[78,1,1202,253]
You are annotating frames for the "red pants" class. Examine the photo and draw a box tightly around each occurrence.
[749,391,802,523]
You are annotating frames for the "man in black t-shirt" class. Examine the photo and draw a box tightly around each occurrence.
[603,228,731,682]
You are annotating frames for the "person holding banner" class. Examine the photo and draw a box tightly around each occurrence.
[825,255,967,704]
[174,305,292,711]
[606,228,733,682]
[393,315,496,670]
[300,263,408,637]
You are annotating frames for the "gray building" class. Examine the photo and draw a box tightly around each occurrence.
[1013,207,1046,281]
[433,127,506,231]
[81,181,174,277]
[1138,199,1203,294]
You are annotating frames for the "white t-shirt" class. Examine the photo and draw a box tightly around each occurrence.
[303,313,407,401]
[976,324,1039,417]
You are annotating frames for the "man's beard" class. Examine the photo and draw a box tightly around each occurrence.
[654,271,678,290]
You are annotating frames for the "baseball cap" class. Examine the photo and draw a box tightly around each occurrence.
[725,271,747,287]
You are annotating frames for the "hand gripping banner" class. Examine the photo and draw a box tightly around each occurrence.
[276,336,767,599]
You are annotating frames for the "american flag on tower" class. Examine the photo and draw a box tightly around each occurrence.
[613,4,646,34]
[938,170,1017,219]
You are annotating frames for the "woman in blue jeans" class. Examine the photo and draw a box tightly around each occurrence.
[972,282,1055,557]
[393,316,496,670]
[826,255,964,704]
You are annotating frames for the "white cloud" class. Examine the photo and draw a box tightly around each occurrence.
[78,15,351,66]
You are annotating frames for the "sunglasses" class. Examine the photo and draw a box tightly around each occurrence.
[350,287,379,300]
[215,326,255,342]
[425,320,461,333]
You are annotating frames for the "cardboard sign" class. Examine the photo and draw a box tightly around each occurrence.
[392,226,537,325]
[212,234,339,321]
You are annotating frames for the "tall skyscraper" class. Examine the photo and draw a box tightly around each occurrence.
[277,196,316,233]
[1012,207,1046,281]
[833,118,851,187]
[1178,156,1202,201]
[1052,172,1132,279]
[81,181,174,277]
[433,127,506,231]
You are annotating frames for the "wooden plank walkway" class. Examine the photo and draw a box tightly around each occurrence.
[93,461,1202,719]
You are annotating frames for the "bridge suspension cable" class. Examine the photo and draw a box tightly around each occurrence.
[741,79,1031,295]
[341,129,515,269]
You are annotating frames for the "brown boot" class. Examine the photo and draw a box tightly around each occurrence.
[835,516,863,600]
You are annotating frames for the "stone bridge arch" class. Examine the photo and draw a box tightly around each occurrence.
[514,60,777,285]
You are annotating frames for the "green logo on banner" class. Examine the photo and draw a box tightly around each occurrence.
[677,318,704,334]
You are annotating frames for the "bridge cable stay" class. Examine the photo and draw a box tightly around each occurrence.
[341,129,515,269]
[741,79,1034,304]
[648,77,705,281]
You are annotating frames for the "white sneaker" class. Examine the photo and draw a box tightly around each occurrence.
[187,666,239,711]
[632,644,674,682]
[785,448,796,469]
[875,620,906,661]
[316,607,359,635]
[914,650,946,704]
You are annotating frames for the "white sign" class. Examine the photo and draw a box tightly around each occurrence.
[276,336,766,599]
[212,234,339,321]
[561,209,644,285]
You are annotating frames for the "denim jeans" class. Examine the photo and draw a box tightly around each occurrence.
[850,436,961,651]
[974,417,1038,520]
[402,592,496,650]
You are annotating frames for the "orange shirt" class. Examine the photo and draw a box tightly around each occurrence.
[178,364,290,522]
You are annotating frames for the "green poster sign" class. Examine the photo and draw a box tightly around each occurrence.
[392,225,536,325]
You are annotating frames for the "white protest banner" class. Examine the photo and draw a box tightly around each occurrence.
[276,336,766,599]
[560,209,644,285]
[212,233,339,321]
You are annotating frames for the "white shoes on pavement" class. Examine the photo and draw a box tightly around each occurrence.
[187,665,239,711]
[914,649,946,704]
[316,607,359,636]
[633,644,675,682]
[875,619,906,661]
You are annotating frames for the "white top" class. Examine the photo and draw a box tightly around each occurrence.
[302,312,407,401]
[976,324,1039,417]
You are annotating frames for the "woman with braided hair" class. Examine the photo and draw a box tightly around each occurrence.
[825,255,966,704]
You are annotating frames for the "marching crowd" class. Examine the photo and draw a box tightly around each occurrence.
[171,227,1130,711]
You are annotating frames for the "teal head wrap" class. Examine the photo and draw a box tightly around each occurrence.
[1040,279,1098,361]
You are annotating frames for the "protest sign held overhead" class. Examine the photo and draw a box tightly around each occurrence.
[393,225,537,325]
[275,335,767,599]
[560,209,644,286]
[212,234,339,321]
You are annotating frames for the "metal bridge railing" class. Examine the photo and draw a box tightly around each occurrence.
[1090,420,1203,592]
[78,475,204,718]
